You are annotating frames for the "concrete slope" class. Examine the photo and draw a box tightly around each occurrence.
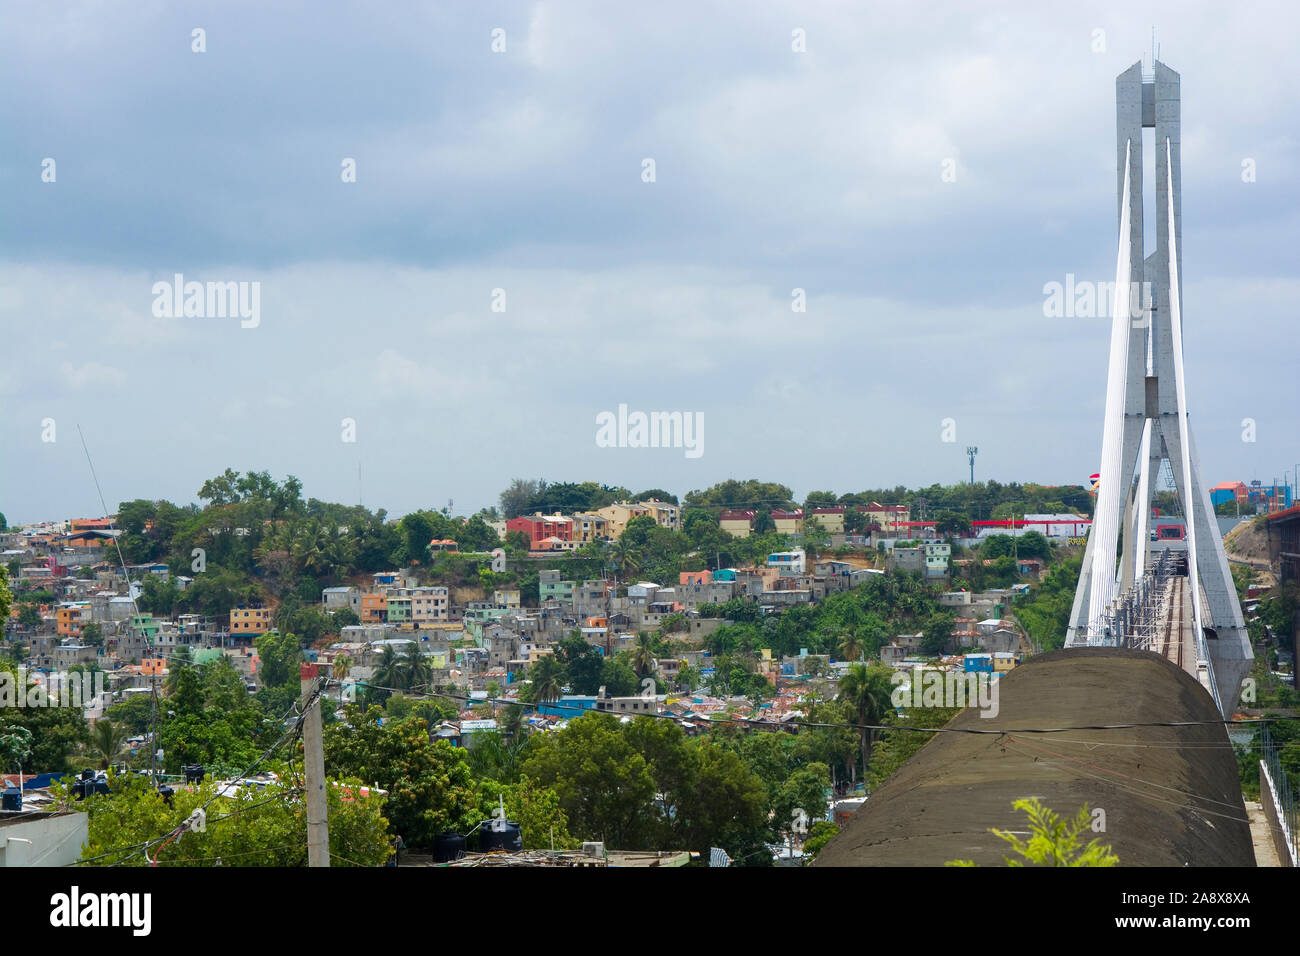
[813,648,1253,867]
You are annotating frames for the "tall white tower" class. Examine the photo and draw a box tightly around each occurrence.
[1066,60,1253,717]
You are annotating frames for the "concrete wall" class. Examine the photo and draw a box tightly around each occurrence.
[0,811,88,866]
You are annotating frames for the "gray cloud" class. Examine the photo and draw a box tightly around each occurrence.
[2,1,1296,521]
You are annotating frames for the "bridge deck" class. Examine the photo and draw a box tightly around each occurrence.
[1152,574,1212,687]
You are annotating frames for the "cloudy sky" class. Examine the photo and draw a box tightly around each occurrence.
[2,0,1297,524]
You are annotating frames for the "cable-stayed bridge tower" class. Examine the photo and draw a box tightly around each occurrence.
[1065,60,1252,718]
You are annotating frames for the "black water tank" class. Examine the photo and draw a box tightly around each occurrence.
[157,784,174,806]
[183,765,206,784]
[433,831,466,863]
[478,820,522,853]
[1,785,20,812]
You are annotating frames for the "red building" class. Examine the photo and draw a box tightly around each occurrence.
[506,514,573,549]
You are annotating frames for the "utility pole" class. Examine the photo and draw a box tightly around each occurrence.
[301,663,330,867]
[966,447,978,485]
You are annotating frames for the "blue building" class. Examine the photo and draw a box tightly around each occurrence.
[536,696,598,718]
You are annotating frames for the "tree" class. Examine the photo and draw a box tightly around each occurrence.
[836,663,894,775]
[254,631,301,688]
[332,607,360,628]
[0,662,87,772]
[401,643,434,694]
[399,512,435,565]
[556,636,605,695]
[0,566,11,624]
[934,511,972,537]
[89,719,128,769]
[526,656,565,705]
[675,739,769,857]
[802,820,839,861]
[500,479,544,520]
[325,706,480,848]
[772,762,831,841]
[520,712,655,847]
[371,644,405,696]
[921,612,956,655]
[629,633,657,679]
[477,775,578,850]
[67,765,390,866]
[599,657,638,697]
[1017,530,1051,561]
[947,798,1118,867]
[0,724,32,777]
[982,534,1014,559]
[802,517,831,555]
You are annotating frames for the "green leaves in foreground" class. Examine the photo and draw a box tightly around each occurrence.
[946,797,1118,867]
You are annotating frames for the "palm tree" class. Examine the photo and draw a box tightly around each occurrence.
[372,644,405,691]
[90,719,127,769]
[606,538,642,581]
[333,652,353,681]
[837,630,864,663]
[837,663,893,776]
[402,643,434,693]
[528,656,565,705]
[630,634,657,679]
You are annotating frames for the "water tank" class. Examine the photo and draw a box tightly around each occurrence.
[478,820,523,853]
[432,831,466,863]
[1,785,21,812]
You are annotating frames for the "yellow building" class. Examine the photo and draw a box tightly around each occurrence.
[866,502,911,535]
[719,510,754,538]
[637,499,681,532]
[771,510,805,536]
[230,605,272,638]
[571,513,609,543]
[810,507,846,534]
[595,502,650,538]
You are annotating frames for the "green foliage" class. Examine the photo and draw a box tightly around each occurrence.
[837,663,895,776]
[921,611,956,655]
[802,820,838,860]
[684,480,796,514]
[866,706,959,791]
[946,798,1118,867]
[520,713,770,857]
[982,535,1014,559]
[1260,582,1299,640]
[65,765,390,866]
[0,565,11,624]
[1014,556,1082,652]
[324,706,480,848]
[477,775,577,850]
[255,631,302,688]
[332,607,360,628]
[520,711,655,848]
[0,661,87,772]
[158,658,264,774]
[524,655,566,704]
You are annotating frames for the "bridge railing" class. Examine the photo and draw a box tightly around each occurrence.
[1260,724,1299,866]
[1079,548,1175,649]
